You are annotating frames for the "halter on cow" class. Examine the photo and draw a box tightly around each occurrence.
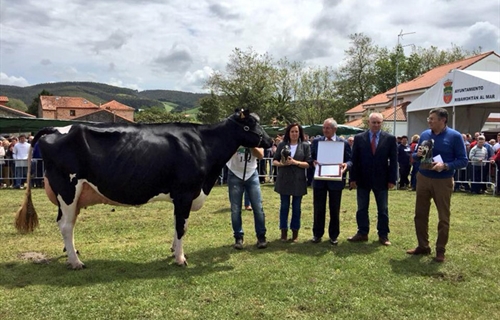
[15,109,273,269]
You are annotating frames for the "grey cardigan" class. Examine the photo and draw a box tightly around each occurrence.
[273,141,313,196]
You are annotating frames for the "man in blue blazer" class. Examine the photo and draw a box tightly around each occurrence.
[348,112,398,246]
[310,118,352,245]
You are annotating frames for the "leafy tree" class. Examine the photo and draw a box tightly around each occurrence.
[267,58,303,126]
[197,92,223,124]
[374,45,408,93]
[416,44,470,73]
[205,48,277,123]
[334,33,379,113]
[294,66,338,124]
[5,98,28,112]
[28,89,52,116]
[135,107,191,123]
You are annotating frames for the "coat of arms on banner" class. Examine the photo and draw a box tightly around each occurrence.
[443,79,453,104]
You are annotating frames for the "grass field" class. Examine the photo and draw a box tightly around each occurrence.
[1,185,499,319]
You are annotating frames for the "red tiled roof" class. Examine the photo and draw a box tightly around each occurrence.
[487,117,500,122]
[386,51,496,95]
[345,92,391,114]
[73,109,134,122]
[345,104,365,114]
[100,100,135,111]
[0,104,36,118]
[344,118,364,128]
[40,96,99,111]
[380,101,410,122]
[0,96,9,103]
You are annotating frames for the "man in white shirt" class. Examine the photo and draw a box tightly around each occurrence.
[13,134,30,189]
[227,147,267,250]
[493,133,500,153]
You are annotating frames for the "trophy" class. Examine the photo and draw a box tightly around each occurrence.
[280,145,291,164]
[418,139,434,170]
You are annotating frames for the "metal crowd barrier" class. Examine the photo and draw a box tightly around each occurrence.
[453,161,498,196]
[0,158,45,188]
[5,158,495,196]
[218,157,279,185]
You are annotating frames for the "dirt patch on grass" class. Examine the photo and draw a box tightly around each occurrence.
[19,252,51,264]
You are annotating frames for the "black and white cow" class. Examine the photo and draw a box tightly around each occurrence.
[16,109,273,269]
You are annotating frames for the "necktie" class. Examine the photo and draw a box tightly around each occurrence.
[371,134,376,154]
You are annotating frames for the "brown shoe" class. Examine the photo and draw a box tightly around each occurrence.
[406,247,431,255]
[379,237,391,246]
[280,229,288,242]
[434,251,445,263]
[347,233,368,242]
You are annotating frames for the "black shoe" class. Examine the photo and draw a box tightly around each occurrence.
[234,238,244,250]
[310,236,322,243]
[256,238,268,249]
[329,238,338,245]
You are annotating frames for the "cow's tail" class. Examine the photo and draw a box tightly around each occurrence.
[15,141,38,233]
[14,128,57,233]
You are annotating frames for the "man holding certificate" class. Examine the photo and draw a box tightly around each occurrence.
[348,113,398,246]
[310,118,352,245]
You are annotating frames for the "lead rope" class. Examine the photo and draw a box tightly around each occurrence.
[241,147,251,182]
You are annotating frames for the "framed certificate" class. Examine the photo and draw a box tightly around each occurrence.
[314,141,344,181]
[318,164,341,177]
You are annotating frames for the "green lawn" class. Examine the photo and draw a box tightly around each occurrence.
[1,185,499,319]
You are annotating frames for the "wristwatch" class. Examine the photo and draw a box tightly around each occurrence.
[443,163,449,171]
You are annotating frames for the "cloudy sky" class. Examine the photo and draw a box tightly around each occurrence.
[1,0,499,93]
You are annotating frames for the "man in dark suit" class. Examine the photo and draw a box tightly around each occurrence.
[310,118,352,245]
[348,112,398,246]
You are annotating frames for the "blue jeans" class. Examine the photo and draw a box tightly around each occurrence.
[14,166,28,188]
[244,191,250,207]
[279,194,302,230]
[355,187,390,237]
[228,170,267,240]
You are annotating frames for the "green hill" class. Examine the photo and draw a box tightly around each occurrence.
[0,82,209,112]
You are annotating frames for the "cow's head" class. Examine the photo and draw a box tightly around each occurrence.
[229,109,273,149]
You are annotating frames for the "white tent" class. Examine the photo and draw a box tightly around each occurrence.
[407,69,500,135]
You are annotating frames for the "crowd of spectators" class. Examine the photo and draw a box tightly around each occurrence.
[0,134,44,189]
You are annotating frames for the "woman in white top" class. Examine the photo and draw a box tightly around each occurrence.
[272,123,312,242]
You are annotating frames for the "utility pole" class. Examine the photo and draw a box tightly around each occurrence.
[393,30,415,135]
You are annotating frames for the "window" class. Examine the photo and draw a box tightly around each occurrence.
[70,110,76,116]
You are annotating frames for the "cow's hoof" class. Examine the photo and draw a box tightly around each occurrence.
[67,262,86,270]
[175,257,188,266]
[176,260,188,267]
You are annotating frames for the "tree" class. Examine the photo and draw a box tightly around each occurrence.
[5,98,28,112]
[334,33,379,113]
[28,90,53,116]
[267,58,303,126]
[294,66,338,124]
[197,92,223,124]
[205,48,277,123]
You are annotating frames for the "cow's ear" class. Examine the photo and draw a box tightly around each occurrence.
[239,109,246,119]
[240,109,251,120]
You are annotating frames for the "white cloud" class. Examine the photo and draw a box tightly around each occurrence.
[180,66,214,92]
[0,72,30,87]
[0,0,498,92]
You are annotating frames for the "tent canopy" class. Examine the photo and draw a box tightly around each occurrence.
[407,69,500,135]
[0,117,97,134]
